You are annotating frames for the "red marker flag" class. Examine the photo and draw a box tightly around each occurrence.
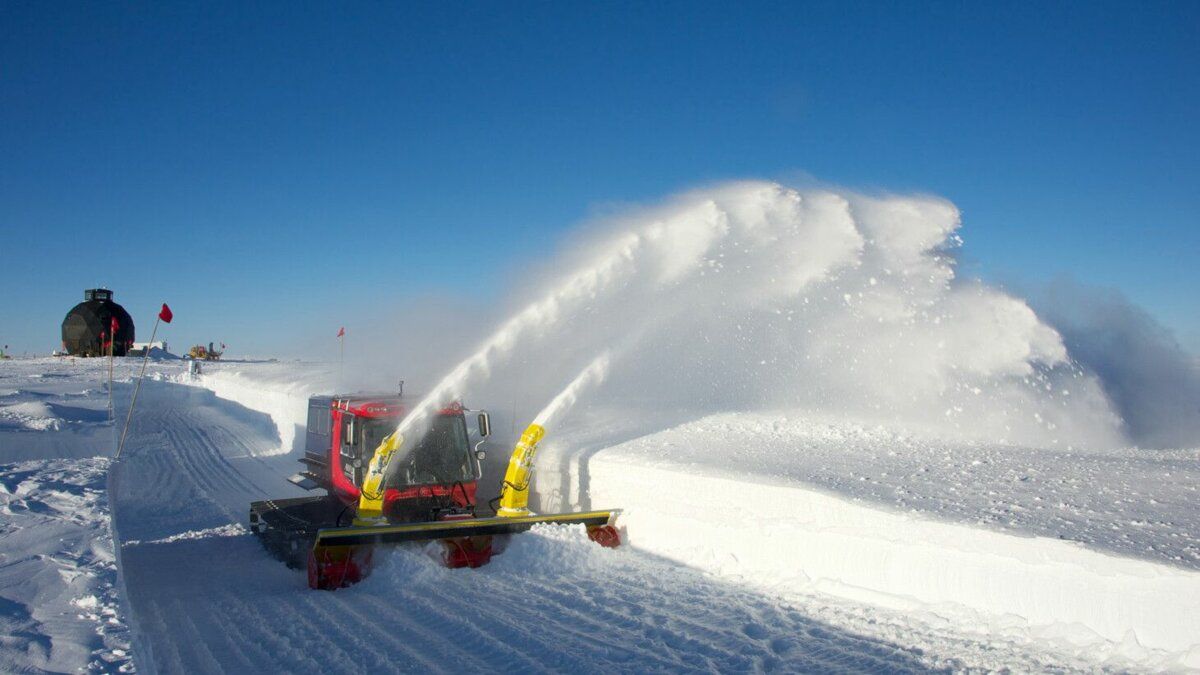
[337,327,345,338]
[159,303,173,324]
[111,317,120,333]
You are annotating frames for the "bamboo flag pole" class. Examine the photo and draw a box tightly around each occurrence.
[107,324,115,421]
[337,326,345,391]
[116,303,172,460]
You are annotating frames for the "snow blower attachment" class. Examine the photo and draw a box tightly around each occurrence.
[496,423,622,547]
[249,394,621,590]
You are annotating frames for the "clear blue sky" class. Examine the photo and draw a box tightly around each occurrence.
[2,1,1197,356]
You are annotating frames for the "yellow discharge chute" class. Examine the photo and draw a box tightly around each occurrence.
[496,423,546,518]
[353,431,404,525]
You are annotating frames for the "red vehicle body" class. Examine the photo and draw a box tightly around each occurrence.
[250,392,491,580]
[252,391,620,590]
[299,394,483,521]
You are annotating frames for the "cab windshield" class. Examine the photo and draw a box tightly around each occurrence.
[360,415,475,488]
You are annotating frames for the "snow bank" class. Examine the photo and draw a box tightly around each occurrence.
[537,442,1200,661]
[542,410,1200,571]
[190,364,335,457]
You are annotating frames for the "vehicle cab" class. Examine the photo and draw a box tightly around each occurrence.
[300,394,489,521]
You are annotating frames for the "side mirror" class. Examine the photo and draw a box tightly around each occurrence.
[477,412,491,438]
[475,449,486,461]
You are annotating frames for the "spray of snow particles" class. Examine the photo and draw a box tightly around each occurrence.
[394,180,1195,452]
[532,353,611,429]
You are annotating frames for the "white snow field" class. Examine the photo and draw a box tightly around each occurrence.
[0,358,148,673]
[1,357,1198,672]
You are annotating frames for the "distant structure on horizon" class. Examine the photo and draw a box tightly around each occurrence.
[61,288,135,357]
[128,341,169,357]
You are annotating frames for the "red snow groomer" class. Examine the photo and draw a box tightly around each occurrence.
[249,391,620,589]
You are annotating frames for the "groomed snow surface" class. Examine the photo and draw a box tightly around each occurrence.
[2,357,1199,672]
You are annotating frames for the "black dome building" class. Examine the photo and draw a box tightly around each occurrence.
[62,289,135,357]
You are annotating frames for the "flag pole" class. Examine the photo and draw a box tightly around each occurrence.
[339,331,344,390]
[108,330,115,421]
[115,316,159,460]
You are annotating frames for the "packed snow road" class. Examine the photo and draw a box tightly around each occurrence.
[107,376,1099,673]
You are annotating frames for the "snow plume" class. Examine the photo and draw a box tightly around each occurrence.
[400,181,1130,449]
[533,353,610,429]
[1034,281,1200,448]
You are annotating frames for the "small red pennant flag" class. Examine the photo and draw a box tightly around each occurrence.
[159,303,173,324]
[111,316,119,333]
[337,327,345,338]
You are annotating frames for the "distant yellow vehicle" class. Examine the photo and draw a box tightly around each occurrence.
[187,343,223,361]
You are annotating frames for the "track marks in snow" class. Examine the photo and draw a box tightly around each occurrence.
[357,529,954,674]
[355,589,535,672]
